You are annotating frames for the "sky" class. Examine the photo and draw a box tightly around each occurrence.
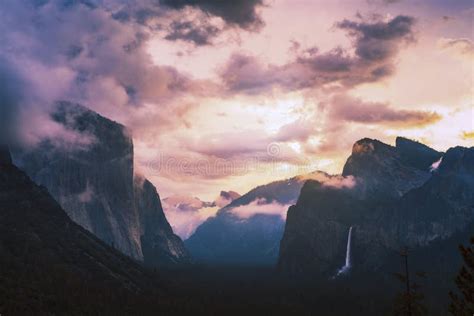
[0,0,473,207]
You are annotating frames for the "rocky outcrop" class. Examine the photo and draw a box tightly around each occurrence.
[395,136,443,171]
[218,191,241,205]
[278,138,473,277]
[395,146,474,245]
[134,177,191,266]
[13,101,189,266]
[342,138,434,199]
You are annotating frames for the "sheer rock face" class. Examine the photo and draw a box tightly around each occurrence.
[342,138,437,200]
[395,136,443,171]
[396,146,474,245]
[0,154,159,294]
[134,177,191,267]
[279,138,473,276]
[13,102,189,266]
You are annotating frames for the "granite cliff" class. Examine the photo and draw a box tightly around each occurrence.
[278,138,473,277]
[13,102,190,266]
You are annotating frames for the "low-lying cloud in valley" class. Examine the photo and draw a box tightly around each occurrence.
[162,190,240,238]
[228,198,293,220]
[297,172,357,189]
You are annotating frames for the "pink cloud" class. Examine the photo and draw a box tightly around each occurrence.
[229,198,292,220]
[297,172,357,189]
[329,94,442,127]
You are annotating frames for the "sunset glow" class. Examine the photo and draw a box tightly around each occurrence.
[1,0,472,202]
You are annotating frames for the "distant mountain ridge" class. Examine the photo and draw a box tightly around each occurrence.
[185,174,313,265]
[13,101,190,266]
[163,190,241,213]
[161,190,241,239]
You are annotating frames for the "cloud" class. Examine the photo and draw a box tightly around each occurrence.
[228,198,291,220]
[275,118,315,142]
[0,0,203,147]
[219,15,416,94]
[367,0,402,4]
[163,204,219,239]
[160,0,266,30]
[297,171,357,189]
[461,131,474,140]
[429,157,443,172]
[184,129,273,159]
[337,15,415,60]
[0,54,93,148]
[110,0,263,46]
[163,194,214,212]
[215,191,241,207]
[77,183,95,203]
[165,20,221,45]
[162,194,219,238]
[162,191,239,238]
[438,38,474,59]
[328,94,442,127]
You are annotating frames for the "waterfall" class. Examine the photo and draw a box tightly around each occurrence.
[335,226,353,277]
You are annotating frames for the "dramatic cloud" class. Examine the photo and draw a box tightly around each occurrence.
[219,15,416,94]
[0,0,203,147]
[228,198,291,220]
[165,20,221,45]
[161,0,266,30]
[1,0,470,234]
[328,94,442,127]
[111,0,267,45]
[336,15,415,61]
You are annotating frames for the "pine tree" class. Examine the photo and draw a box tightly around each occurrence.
[449,237,474,316]
[393,248,427,316]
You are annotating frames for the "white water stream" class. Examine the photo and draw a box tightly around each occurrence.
[335,226,353,277]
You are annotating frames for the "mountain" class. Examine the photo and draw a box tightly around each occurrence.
[161,190,240,239]
[13,102,190,266]
[134,177,190,267]
[163,191,241,213]
[163,195,215,213]
[278,138,473,278]
[341,138,440,199]
[0,147,164,313]
[395,136,443,171]
[216,191,241,207]
[185,175,311,265]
